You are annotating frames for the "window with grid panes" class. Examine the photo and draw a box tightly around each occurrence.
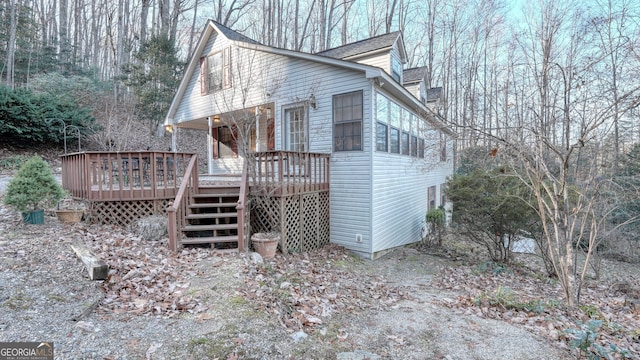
[206,47,232,92]
[390,128,400,153]
[333,91,363,151]
[411,135,418,157]
[376,93,389,152]
[401,131,410,155]
[376,122,388,151]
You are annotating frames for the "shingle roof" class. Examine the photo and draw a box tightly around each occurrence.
[403,66,427,84]
[315,32,401,59]
[211,20,261,45]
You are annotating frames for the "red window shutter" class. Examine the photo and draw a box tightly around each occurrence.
[267,117,275,151]
[212,127,219,159]
[200,57,207,95]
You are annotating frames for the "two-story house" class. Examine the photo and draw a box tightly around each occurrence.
[165,20,455,259]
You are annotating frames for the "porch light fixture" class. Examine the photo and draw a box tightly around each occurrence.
[309,94,317,109]
[213,116,221,124]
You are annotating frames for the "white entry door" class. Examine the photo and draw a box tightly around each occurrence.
[284,106,307,152]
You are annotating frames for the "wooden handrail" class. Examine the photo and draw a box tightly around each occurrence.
[236,159,250,252]
[252,151,330,194]
[167,154,199,252]
[60,151,194,202]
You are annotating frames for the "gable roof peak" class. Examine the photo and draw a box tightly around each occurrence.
[208,20,261,45]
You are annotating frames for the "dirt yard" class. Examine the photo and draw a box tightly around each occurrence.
[0,201,638,359]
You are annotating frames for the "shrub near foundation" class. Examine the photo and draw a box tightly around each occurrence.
[3,156,65,218]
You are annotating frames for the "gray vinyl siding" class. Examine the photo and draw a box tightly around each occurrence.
[371,153,452,253]
[371,90,453,254]
[353,53,389,74]
[404,83,420,99]
[173,32,229,124]
[326,82,373,255]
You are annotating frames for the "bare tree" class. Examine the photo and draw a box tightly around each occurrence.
[5,0,19,88]
[456,1,640,305]
[591,0,635,174]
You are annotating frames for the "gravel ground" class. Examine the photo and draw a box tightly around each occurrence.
[0,196,572,360]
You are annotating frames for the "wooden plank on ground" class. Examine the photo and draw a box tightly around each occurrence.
[71,241,109,280]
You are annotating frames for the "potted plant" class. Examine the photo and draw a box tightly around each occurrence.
[3,156,65,224]
[251,231,280,259]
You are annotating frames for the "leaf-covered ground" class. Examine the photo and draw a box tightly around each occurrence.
[2,200,637,358]
[432,257,640,359]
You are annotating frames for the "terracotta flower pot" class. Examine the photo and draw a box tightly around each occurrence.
[251,233,280,259]
[56,209,84,223]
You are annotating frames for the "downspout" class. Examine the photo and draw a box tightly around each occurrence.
[207,116,213,174]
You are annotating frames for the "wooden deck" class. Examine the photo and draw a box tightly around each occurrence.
[61,151,331,253]
[61,151,194,202]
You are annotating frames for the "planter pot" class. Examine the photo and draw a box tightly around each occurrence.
[251,233,280,259]
[22,209,45,224]
[56,209,84,223]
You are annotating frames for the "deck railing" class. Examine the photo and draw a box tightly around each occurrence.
[61,151,194,201]
[167,155,199,251]
[252,151,330,195]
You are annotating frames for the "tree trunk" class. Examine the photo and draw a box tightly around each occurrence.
[59,0,69,65]
[160,0,171,36]
[318,0,326,50]
[187,0,199,56]
[6,0,18,88]
[116,0,124,75]
[141,0,150,45]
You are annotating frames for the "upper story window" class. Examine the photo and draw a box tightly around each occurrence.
[391,57,402,83]
[333,90,363,151]
[200,47,232,94]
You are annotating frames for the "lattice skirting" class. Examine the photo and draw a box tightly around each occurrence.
[250,190,329,254]
[88,199,171,226]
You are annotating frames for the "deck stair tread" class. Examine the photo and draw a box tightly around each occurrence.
[193,192,239,198]
[185,212,238,219]
[178,182,242,250]
[198,184,241,189]
[181,236,238,244]
[189,202,238,208]
[183,223,238,231]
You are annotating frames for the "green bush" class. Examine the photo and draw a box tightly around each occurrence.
[446,168,541,262]
[425,207,446,246]
[0,84,96,147]
[3,156,65,212]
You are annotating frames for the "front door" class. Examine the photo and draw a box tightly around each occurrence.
[284,106,307,152]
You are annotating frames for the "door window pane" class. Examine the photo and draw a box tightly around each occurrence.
[285,106,306,152]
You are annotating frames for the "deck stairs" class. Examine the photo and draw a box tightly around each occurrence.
[181,181,242,251]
